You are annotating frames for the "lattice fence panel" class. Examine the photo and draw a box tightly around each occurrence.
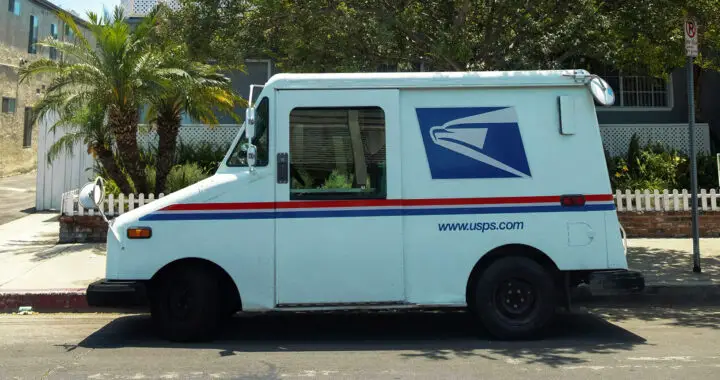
[600,124,710,157]
[137,124,241,150]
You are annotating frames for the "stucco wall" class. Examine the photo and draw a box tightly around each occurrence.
[0,46,44,177]
[0,1,92,177]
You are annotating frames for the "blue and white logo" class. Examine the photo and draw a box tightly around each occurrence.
[416,107,531,179]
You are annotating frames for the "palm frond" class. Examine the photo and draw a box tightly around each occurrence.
[18,59,63,83]
[56,10,92,50]
[46,132,86,164]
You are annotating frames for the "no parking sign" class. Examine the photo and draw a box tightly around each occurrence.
[685,18,698,57]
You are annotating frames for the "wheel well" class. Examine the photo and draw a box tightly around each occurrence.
[465,244,561,307]
[150,258,242,312]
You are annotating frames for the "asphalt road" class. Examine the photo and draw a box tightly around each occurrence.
[1,307,720,379]
[0,172,36,225]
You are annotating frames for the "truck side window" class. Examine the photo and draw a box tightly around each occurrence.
[227,97,270,167]
[289,107,386,200]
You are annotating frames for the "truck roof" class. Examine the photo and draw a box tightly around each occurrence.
[264,69,591,90]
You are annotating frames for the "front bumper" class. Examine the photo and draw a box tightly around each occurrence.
[86,279,148,308]
[587,269,645,295]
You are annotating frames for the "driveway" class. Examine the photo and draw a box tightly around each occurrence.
[0,172,36,225]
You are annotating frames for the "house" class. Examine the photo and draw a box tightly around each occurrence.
[592,64,718,158]
[0,0,92,177]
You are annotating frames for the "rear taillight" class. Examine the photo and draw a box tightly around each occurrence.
[560,195,586,207]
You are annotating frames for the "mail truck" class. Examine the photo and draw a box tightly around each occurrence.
[83,70,644,342]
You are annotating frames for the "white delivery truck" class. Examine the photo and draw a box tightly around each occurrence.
[84,69,644,342]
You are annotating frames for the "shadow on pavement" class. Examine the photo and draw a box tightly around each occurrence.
[75,310,646,367]
[595,306,720,330]
[0,236,104,262]
[628,246,720,282]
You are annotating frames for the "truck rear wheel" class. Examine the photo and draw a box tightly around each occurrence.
[150,266,221,342]
[471,256,557,340]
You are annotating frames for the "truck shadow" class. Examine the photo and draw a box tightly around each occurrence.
[75,309,646,367]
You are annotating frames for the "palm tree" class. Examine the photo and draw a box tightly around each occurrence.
[140,7,243,194]
[19,7,172,194]
[45,103,134,193]
[144,44,242,194]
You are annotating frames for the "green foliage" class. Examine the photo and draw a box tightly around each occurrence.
[144,166,157,195]
[165,163,209,193]
[607,137,718,191]
[104,178,122,197]
[291,169,315,190]
[175,140,230,175]
[676,152,719,190]
[168,0,720,76]
[626,134,642,178]
[103,162,209,196]
[321,170,354,190]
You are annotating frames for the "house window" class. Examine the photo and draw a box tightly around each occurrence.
[64,23,74,40]
[28,15,38,54]
[49,23,58,59]
[8,0,20,15]
[594,68,670,108]
[22,107,33,147]
[288,107,387,200]
[2,97,17,113]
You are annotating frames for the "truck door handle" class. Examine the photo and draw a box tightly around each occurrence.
[277,153,289,184]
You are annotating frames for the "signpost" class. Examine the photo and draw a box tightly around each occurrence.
[685,17,701,273]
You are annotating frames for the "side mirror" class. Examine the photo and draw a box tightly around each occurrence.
[588,76,615,106]
[79,177,105,210]
[247,144,257,168]
[245,107,256,141]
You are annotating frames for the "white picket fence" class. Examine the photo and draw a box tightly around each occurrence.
[60,188,720,217]
[61,189,166,217]
[614,189,720,212]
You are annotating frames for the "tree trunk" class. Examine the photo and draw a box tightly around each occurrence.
[108,104,148,194]
[154,108,181,195]
[94,144,133,194]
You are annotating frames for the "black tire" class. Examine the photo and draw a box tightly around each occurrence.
[150,266,221,342]
[471,256,557,340]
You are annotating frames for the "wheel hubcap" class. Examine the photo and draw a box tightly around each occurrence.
[495,278,536,319]
[168,283,193,320]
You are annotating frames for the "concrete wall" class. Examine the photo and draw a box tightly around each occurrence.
[0,0,84,56]
[0,49,44,177]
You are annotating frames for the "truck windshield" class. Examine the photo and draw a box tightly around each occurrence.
[227,97,270,167]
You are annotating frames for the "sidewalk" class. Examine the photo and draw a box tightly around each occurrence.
[585,238,720,306]
[0,213,105,311]
[627,238,720,286]
[0,212,719,311]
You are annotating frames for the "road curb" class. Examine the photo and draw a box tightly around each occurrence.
[2,284,720,313]
[578,284,720,306]
[0,289,89,312]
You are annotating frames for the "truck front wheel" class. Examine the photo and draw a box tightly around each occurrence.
[471,256,557,340]
[150,266,221,342]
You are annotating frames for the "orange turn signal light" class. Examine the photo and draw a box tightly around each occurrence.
[127,227,152,239]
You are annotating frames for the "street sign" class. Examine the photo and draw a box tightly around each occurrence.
[685,18,699,57]
[685,16,701,272]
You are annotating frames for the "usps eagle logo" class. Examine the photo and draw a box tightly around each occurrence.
[416,107,531,179]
